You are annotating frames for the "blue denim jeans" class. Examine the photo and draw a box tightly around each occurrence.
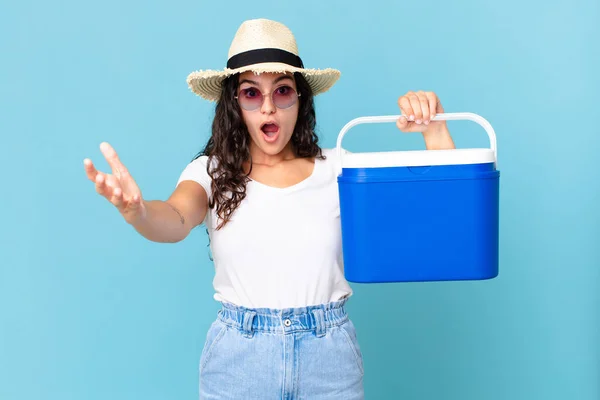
[199,298,364,399]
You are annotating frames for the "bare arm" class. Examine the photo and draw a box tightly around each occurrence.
[84,142,209,243]
[422,124,455,150]
[130,181,208,243]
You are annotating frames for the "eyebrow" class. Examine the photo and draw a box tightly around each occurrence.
[239,75,293,87]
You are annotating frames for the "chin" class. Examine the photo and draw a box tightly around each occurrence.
[259,141,291,155]
[251,130,293,155]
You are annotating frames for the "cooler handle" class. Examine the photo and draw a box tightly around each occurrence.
[335,112,497,174]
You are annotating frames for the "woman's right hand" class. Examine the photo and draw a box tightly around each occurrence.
[84,142,147,225]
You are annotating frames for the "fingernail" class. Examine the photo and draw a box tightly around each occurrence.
[409,115,414,121]
[424,120,429,125]
[416,119,422,124]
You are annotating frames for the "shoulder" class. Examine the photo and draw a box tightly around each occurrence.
[180,154,221,173]
[179,155,210,176]
[318,147,347,161]
[318,147,351,166]
[320,147,351,157]
[177,154,217,197]
[315,147,352,179]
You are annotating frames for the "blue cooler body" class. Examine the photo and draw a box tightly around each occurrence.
[335,113,500,283]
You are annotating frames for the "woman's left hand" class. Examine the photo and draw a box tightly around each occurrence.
[396,90,455,150]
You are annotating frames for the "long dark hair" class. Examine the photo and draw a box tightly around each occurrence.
[194,72,324,230]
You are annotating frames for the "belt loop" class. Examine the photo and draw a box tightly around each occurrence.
[311,309,326,338]
[241,310,256,338]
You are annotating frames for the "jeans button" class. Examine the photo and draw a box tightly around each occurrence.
[284,319,291,327]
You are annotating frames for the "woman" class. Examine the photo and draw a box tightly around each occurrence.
[84,18,455,399]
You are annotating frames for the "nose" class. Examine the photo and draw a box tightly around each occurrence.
[260,92,276,114]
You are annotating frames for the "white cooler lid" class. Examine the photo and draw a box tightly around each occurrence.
[342,148,495,168]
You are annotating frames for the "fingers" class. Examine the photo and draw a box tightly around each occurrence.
[398,93,415,122]
[100,142,129,179]
[84,158,98,182]
[397,91,442,131]
[95,172,108,196]
[104,173,119,189]
[94,171,121,201]
[406,91,427,124]
[416,92,430,124]
[110,187,124,209]
[96,172,140,215]
[96,173,135,213]
[396,115,409,131]
[126,194,142,213]
[89,145,143,219]
[426,92,438,121]
[398,93,420,131]
[121,194,145,223]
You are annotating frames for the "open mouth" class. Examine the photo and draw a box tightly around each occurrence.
[260,122,280,142]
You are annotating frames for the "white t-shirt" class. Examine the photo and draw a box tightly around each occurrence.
[176,147,353,309]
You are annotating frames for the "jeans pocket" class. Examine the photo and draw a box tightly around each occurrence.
[339,319,365,375]
[199,320,228,373]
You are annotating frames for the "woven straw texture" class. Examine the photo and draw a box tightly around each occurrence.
[186,19,340,101]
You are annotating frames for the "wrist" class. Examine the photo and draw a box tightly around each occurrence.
[422,121,448,138]
[422,123,455,150]
[127,200,148,227]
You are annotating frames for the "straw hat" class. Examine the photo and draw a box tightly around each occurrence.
[186,19,341,101]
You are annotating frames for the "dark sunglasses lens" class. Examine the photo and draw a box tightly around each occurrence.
[273,86,297,109]
[238,88,263,110]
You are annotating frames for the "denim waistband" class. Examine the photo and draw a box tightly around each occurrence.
[217,298,349,338]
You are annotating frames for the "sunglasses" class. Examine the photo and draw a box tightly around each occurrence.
[235,85,301,111]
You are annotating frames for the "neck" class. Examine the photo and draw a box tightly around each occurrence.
[248,142,296,166]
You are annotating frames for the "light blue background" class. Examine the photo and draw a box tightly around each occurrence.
[1,0,598,399]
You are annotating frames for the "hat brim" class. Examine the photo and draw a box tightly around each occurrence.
[186,62,341,102]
